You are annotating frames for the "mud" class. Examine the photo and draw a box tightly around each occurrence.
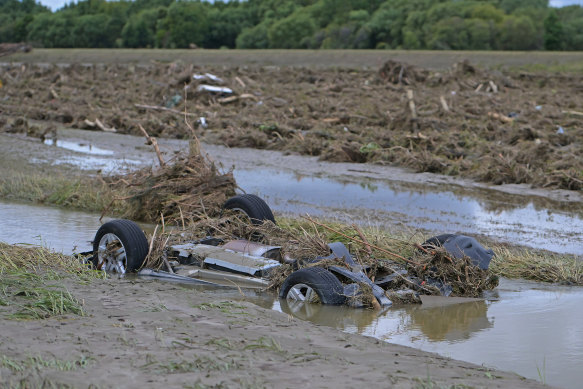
[0,275,548,389]
[1,58,582,191]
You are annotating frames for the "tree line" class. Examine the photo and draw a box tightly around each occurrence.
[1,0,581,50]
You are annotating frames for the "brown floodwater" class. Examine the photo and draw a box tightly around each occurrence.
[0,200,582,388]
[4,128,581,256]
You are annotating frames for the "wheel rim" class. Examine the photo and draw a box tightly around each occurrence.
[286,283,321,304]
[97,233,128,274]
[226,207,253,223]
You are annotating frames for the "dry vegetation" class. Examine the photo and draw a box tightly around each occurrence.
[1,58,582,191]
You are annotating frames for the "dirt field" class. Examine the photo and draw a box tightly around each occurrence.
[0,274,547,389]
[1,50,582,191]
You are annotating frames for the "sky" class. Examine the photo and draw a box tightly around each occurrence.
[36,0,583,12]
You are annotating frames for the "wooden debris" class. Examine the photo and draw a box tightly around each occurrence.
[49,88,59,100]
[138,124,165,167]
[488,112,513,123]
[235,76,246,88]
[218,93,257,104]
[407,89,417,120]
[562,110,583,117]
[84,119,117,132]
[488,80,498,93]
[439,95,450,112]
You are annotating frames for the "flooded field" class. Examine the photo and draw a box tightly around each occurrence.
[1,201,581,388]
[3,128,580,255]
[236,168,583,255]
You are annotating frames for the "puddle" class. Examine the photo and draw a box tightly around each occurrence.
[271,278,583,389]
[40,155,143,172]
[234,168,583,255]
[0,200,104,254]
[43,139,114,156]
[0,200,581,388]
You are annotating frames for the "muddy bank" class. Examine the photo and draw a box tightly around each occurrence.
[0,274,547,389]
[1,58,582,191]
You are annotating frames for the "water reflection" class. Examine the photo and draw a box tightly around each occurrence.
[234,168,583,254]
[278,279,583,389]
[407,298,492,342]
[43,139,114,156]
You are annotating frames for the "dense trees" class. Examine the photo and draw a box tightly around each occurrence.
[2,0,582,50]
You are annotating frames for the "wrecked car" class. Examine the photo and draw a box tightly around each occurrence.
[91,194,496,309]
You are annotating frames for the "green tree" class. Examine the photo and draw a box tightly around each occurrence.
[499,0,548,14]
[267,11,316,48]
[122,7,165,48]
[499,15,537,50]
[236,22,270,48]
[163,1,209,48]
[544,10,564,50]
[71,14,112,47]
[204,6,252,48]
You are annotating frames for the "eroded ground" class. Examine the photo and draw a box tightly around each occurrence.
[0,276,547,389]
[1,51,582,191]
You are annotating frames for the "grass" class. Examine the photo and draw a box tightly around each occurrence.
[155,356,239,374]
[1,354,91,372]
[491,246,583,285]
[0,169,128,215]
[273,216,583,286]
[8,49,583,73]
[0,243,102,320]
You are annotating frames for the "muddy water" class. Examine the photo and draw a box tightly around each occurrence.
[0,201,581,388]
[6,128,580,255]
[273,279,583,389]
[235,168,583,255]
[0,199,104,253]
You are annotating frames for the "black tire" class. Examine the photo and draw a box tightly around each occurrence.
[279,267,346,305]
[223,194,275,225]
[92,219,149,273]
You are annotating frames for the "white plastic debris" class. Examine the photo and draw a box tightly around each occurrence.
[196,85,233,94]
[198,117,207,128]
[557,126,565,134]
[535,105,542,111]
[193,73,224,83]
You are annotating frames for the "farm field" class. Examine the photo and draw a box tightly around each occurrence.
[2,49,583,193]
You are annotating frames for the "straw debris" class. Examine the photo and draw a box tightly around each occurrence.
[104,141,236,224]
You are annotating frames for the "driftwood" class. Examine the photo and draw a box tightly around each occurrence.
[488,112,514,123]
[217,93,257,104]
[135,103,198,117]
[439,95,450,112]
[138,124,165,167]
[84,119,117,132]
[562,110,583,117]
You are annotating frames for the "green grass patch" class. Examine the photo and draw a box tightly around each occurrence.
[1,354,91,372]
[0,169,128,215]
[0,243,103,320]
[155,356,239,374]
[1,271,85,319]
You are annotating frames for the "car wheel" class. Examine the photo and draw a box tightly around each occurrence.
[279,267,345,305]
[92,219,149,274]
[223,194,275,225]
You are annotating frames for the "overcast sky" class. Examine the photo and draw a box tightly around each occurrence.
[37,0,583,13]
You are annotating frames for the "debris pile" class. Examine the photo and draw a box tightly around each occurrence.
[1,60,582,190]
[104,141,236,223]
[147,213,498,305]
